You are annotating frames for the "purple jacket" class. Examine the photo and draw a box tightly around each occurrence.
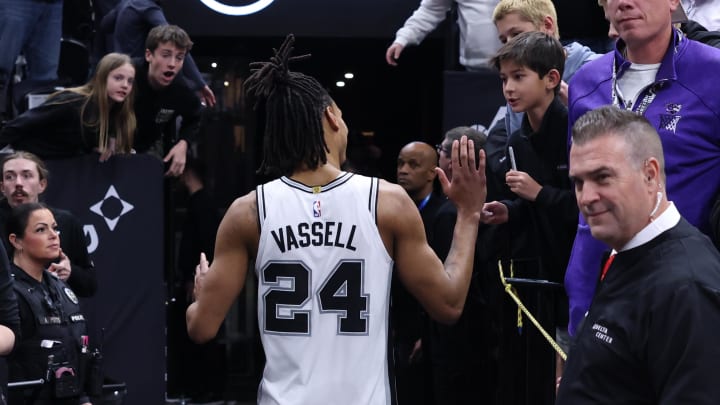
[566,30,720,335]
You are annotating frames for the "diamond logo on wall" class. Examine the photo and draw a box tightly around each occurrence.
[90,185,135,231]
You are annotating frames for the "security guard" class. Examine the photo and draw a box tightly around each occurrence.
[5,203,91,405]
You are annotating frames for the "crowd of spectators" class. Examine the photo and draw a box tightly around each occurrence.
[384,1,720,404]
[1,0,720,403]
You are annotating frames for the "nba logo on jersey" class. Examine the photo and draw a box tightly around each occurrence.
[313,200,321,217]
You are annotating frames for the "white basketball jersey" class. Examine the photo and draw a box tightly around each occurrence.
[255,172,394,405]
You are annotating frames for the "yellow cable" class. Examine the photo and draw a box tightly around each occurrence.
[509,261,522,334]
[499,260,567,361]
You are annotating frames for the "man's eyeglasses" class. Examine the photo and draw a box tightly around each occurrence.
[435,143,450,156]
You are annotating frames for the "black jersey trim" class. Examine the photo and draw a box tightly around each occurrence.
[280,172,354,193]
[256,185,266,233]
[370,177,380,225]
[367,178,373,213]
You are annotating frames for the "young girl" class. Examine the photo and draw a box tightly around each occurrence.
[0,52,136,161]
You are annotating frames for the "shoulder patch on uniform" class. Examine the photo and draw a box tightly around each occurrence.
[64,288,79,304]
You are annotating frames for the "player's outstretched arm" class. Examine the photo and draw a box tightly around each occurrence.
[187,192,258,343]
[386,136,486,324]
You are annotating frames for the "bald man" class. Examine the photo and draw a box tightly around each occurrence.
[396,142,438,206]
[396,140,456,263]
[392,141,448,404]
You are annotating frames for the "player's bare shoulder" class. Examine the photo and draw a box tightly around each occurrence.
[225,190,258,223]
[218,190,261,253]
[376,179,424,235]
[377,179,416,215]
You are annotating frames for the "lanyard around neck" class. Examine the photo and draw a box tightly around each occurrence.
[611,58,658,115]
[417,193,431,211]
[611,29,683,115]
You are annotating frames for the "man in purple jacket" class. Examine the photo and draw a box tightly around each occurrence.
[565,0,720,336]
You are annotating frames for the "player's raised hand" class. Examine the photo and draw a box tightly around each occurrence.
[437,136,487,221]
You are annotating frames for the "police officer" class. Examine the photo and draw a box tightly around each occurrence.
[6,203,91,405]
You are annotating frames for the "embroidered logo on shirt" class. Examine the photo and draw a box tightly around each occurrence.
[666,103,682,114]
[660,103,682,134]
[313,200,321,218]
[591,323,614,344]
[660,114,681,133]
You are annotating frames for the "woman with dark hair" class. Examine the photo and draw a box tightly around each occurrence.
[6,203,91,405]
[0,52,136,161]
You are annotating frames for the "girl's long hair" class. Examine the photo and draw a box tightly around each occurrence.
[52,52,136,153]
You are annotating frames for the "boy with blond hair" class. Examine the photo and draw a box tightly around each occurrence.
[492,0,561,42]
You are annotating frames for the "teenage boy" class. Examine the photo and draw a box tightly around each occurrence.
[133,24,202,177]
[483,31,577,405]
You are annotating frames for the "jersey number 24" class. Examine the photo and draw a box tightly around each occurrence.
[262,260,369,335]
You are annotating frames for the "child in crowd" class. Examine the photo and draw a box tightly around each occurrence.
[484,0,597,204]
[132,24,203,177]
[0,52,136,161]
[483,31,577,403]
[492,0,598,108]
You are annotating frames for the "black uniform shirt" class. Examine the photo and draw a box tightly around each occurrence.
[9,264,89,404]
[557,218,720,404]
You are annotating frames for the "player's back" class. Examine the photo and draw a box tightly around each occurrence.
[255,172,393,405]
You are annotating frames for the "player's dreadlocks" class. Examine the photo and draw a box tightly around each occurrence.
[245,34,333,177]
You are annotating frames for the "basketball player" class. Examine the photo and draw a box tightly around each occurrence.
[186,35,487,405]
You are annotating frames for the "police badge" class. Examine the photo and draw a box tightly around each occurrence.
[64,287,79,304]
